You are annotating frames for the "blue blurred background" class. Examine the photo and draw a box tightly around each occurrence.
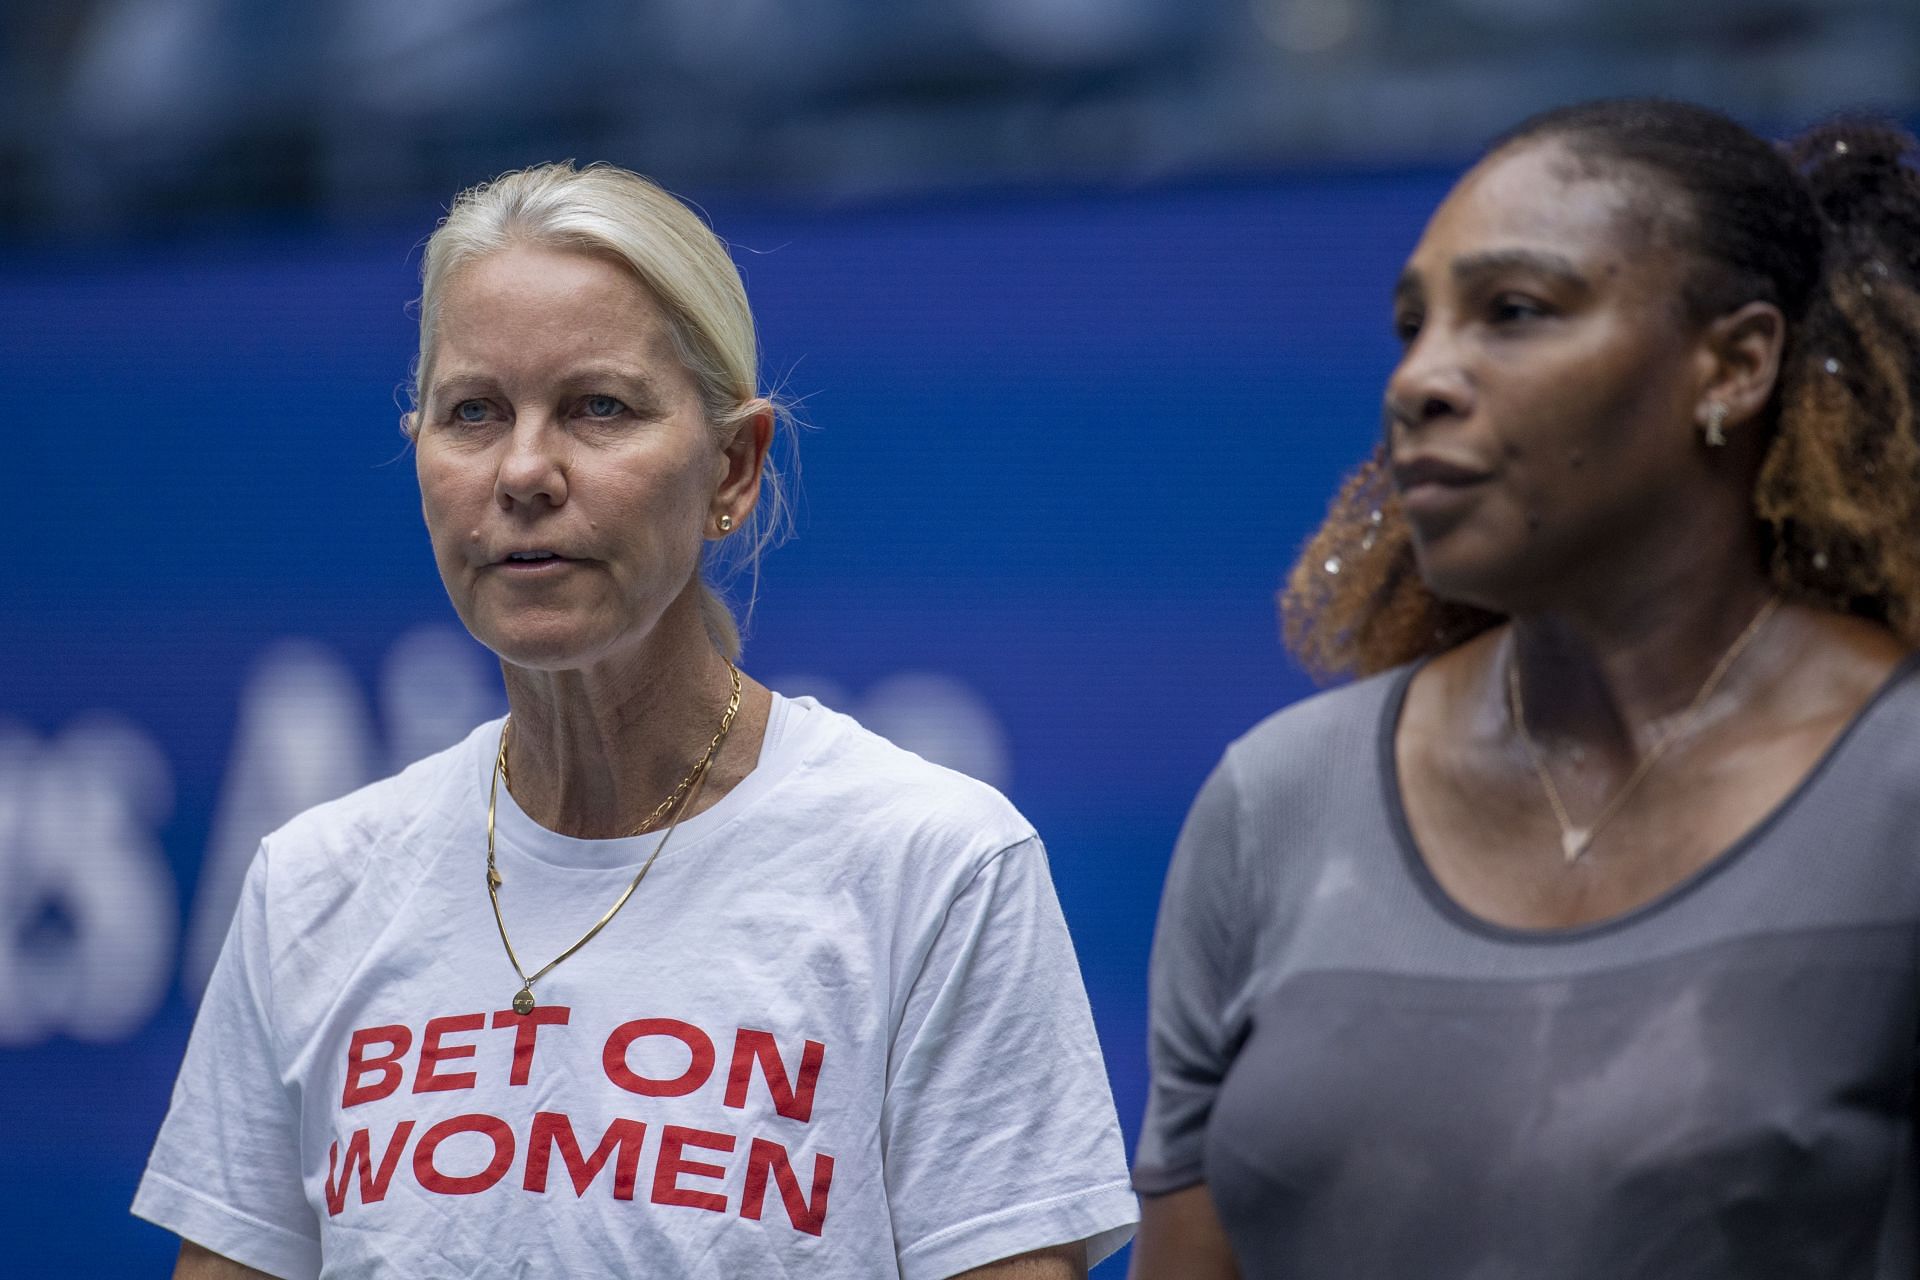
[5,1,1917,1273]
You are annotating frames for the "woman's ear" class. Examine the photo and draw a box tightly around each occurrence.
[708,400,775,538]
[1697,300,1787,433]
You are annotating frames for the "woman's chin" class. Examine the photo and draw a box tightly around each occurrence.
[1409,548,1522,618]
[468,618,624,673]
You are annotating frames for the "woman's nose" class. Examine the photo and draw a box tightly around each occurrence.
[1383,330,1472,437]
[495,421,569,510]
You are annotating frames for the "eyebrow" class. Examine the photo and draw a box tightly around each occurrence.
[1394,248,1591,305]
[1452,249,1588,290]
[559,365,672,402]
[426,373,492,401]
[427,365,671,405]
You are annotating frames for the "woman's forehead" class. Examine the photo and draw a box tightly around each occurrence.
[441,245,653,320]
[423,246,693,400]
[433,247,676,359]
[1409,141,1669,278]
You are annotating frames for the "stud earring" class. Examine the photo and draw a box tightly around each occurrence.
[1702,402,1729,449]
[717,514,734,532]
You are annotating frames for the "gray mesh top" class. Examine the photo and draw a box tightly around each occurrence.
[1136,657,1920,1279]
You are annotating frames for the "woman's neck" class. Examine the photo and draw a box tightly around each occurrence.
[498,606,769,840]
[1500,569,1783,764]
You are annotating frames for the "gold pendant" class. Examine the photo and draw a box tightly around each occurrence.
[1561,828,1591,862]
[512,986,535,1015]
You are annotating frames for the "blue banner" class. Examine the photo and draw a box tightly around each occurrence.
[4,168,1450,1272]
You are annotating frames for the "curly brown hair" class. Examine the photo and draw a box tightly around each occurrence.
[1281,99,1920,681]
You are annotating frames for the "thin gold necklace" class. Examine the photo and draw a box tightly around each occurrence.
[1506,597,1780,864]
[486,659,741,1013]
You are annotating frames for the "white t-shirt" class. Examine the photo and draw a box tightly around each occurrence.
[135,695,1136,1279]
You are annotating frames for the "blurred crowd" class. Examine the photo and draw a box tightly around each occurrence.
[1,0,1914,236]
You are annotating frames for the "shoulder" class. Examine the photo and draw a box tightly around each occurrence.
[254,719,494,895]
[1216,665,1408,802]
[1164,665,1408,898]
[775,696,1035,869]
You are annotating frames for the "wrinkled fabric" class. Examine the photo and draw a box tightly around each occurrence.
[1139,659,1920,1279]
[137,695,1136,1279]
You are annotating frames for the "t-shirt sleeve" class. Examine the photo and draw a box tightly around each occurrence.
[882,836,1138,1280]
[132,843,322,1280]
[1133,756,1248,1196]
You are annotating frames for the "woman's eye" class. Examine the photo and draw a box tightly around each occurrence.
[1392,312,1423,344]
[453,399,491,424]
[581,395,626,418]
[1490,294,1548,324]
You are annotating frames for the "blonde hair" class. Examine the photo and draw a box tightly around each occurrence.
[409,162,791,659]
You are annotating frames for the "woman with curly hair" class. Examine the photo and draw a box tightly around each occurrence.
[1130,99,1920,1278]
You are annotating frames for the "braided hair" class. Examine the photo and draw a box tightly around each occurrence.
[1282,98,1920,680]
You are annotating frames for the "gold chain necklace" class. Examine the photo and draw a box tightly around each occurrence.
[1507,597,1780,864]
[486,659,741,1013]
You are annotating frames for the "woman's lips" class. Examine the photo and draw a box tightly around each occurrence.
[489,554,582,576]
[1391,454,1490,490]
[1392,455,1492,521]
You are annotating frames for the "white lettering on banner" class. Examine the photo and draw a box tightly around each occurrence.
[769,673,1011,790]
[381,627,508,777]
[186,628,502,1001]
[184,638,375,1001]
[0,715,178,1046]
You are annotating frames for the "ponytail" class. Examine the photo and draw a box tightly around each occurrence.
[1758,121,1920,638]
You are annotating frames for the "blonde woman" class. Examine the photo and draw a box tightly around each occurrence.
[136,164,1135,1279]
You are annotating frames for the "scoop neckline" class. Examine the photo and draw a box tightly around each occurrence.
[1377,648,1920,945]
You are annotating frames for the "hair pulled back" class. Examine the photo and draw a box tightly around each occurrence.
[1282,98,1920,680]
[408,162,793,660]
